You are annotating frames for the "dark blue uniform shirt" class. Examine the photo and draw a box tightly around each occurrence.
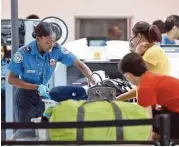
[8,40,77,85]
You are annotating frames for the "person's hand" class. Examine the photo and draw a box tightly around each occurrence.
[41,92,51,99]
[135,42,152,55]
[38,84,51,99]
[87,77,96,87]
[129,42,135,52]
[155,105,163,111]
[90,78,96,85]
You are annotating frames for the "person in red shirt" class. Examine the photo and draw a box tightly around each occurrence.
[118,52,179,139]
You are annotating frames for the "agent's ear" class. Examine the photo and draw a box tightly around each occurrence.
[36,36,40,43]
[137,33,142,38]
[173,25,178,31]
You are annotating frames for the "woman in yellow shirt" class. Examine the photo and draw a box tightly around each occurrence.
[116,21,170,101]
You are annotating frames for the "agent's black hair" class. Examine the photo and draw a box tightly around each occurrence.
[51,23,62,41]
[152,20,166,34]
[32,22,54,38]
[118,52,147,76]
[132,21,162,43]
[165,15,179,32]
[32,22,61,41]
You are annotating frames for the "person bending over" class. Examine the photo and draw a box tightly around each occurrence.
[118,52,179,139]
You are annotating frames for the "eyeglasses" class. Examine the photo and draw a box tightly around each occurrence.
[44,37,56,47]
[129,35,137,44]
[50,41,56,47]
[129,35,137,52]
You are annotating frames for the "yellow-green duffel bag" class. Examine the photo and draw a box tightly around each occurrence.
[45,99,151,141]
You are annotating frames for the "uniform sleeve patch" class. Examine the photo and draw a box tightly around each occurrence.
[13,52,23,63]
[61,47,70,54]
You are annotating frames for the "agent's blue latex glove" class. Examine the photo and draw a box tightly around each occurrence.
[38,84,51,99]
[42,92,51,99]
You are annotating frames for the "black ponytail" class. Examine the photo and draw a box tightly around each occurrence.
[132,21,162,43]
[148,25,162,43]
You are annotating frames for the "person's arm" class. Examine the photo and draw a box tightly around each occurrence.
[73,59,96,85]
[8,72,38,90]
[58,46,96,85]
[7,50,38,90]
[116,88,136,101]
[135,42,153,55]
[8,72,50,98]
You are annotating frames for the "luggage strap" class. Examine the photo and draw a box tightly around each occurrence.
[77,99,123,141]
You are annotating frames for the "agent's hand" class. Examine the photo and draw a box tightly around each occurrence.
[87,77,96,87]
[38,84,51,99]
[41,92,51,99]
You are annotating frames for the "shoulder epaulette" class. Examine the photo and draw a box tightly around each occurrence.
[23,45,32,52]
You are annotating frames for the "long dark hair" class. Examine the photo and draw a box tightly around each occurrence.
[132,21,162,43]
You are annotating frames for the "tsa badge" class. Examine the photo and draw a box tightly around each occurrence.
[50,59,56,67]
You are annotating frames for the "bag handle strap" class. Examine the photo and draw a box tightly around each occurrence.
[76,100,123,141]
[88,72,103,87]
[77,99,111,141]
